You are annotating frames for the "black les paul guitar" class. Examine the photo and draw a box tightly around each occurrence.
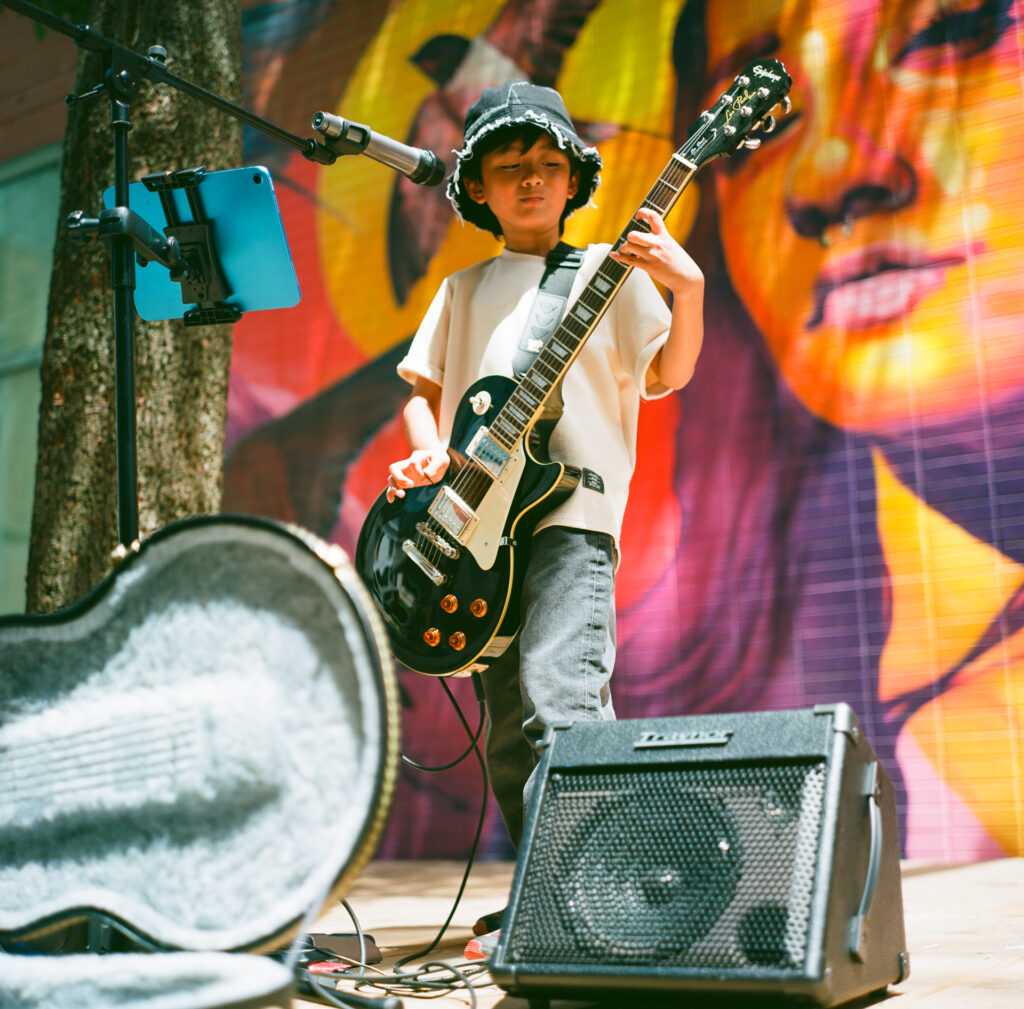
[356,59,792,676]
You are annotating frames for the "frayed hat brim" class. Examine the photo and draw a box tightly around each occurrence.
[446,81,602,233]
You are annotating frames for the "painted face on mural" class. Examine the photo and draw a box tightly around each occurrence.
[702,0,1024,432]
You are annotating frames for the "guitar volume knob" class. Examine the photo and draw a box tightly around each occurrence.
[470,599,488,617]
[440,594,458,613]
[423,628,441,647]
[448,631,466,650]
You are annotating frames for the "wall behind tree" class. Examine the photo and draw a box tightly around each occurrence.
[0,11,75,612]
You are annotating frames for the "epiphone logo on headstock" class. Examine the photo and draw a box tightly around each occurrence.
[634,729,734,749]
[753,63,783,82]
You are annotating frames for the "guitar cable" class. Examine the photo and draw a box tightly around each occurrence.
[392,671,490,966]
[400,674,487,772]
[301,672,495,1008]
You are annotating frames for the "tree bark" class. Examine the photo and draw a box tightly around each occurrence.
[27,0,242,613]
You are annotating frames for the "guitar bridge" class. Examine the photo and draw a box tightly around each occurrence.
[415,522,460,558]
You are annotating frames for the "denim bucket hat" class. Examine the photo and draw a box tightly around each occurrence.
[447,80,602,234]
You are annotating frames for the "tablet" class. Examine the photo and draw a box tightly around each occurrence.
[103,165,300,322]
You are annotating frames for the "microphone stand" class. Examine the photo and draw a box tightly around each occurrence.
[2,0,360,550]
[3,10,421,1004]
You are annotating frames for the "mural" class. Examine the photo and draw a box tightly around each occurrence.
[224,0,1024,861]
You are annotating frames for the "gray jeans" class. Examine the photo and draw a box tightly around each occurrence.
[480,525,617,848]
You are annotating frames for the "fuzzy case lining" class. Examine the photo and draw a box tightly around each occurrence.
[0,520,392,955]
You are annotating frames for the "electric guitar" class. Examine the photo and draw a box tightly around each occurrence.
[355,59,792,676]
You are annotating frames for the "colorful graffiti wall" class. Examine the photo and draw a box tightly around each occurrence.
[224,0,1024,861]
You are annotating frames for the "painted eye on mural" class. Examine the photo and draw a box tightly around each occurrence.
[895,0,1016,63]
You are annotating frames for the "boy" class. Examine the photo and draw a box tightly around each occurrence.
[385,80,704,944]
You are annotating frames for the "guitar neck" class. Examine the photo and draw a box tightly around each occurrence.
[485,149,701,451]
[479,56,793,450]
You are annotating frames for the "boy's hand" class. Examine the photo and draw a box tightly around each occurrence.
[609,207,703,293]
[386,448,450,502]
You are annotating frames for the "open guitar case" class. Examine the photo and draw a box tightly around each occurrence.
[0,515,401,1008]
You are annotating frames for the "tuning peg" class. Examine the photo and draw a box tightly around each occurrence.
[741,137,762,150]
[759,114,777,134]
[781,96,793,114]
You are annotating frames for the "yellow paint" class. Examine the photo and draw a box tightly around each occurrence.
[875,449,1024,853]
[315,0,693,357]
[559,0,686,138]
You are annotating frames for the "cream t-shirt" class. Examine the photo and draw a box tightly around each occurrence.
[396,244,674,550]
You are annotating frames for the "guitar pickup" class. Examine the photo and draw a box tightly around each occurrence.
[429,485,478,541]
[467,427,512,481]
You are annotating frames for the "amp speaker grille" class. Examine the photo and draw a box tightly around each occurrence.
[508,760,827,971]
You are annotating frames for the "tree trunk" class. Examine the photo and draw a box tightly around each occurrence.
[27,0,242,613]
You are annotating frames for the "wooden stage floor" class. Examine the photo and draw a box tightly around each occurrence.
[294,858,1024,1009]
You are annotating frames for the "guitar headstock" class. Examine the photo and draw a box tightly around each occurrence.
[685,58,793,167]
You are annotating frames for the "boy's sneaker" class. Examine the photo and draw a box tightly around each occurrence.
[464,929,501,961]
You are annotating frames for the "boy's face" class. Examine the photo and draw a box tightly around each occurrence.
[465,133,580,255]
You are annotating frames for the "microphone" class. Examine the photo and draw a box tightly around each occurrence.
[311,112,445,186]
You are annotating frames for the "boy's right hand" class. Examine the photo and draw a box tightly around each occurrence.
[386,448,449,502]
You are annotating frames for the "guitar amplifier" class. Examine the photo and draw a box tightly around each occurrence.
[489,704,908,1006]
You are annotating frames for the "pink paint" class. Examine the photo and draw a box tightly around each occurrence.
[820,263,949,330]
[897,729,1006,862]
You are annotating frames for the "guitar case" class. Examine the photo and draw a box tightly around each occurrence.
[0,952,295,1009]
[0,515,400,1007]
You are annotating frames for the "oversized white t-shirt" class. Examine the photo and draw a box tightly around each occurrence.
[397,243,673,550]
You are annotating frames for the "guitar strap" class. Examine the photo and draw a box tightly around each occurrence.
[511,241,585,379]
[510,242,605,496]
